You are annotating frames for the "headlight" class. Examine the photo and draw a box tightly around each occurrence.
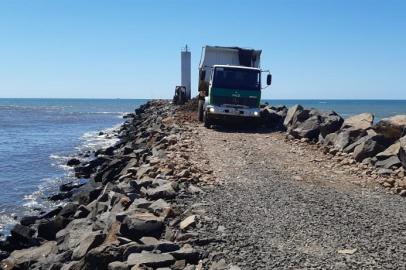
[209,107,215,113]
[253,111,259,116]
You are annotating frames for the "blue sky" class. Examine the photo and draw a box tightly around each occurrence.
[0,0,405,99]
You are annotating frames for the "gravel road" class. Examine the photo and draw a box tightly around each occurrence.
[196,126,406,269]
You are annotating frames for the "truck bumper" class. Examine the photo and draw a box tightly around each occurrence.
[206,105,260,123]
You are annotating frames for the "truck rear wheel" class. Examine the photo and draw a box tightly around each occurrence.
[198,99,204,122]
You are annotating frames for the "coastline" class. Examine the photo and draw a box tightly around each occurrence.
[1,99,406,269]
[1,100,215,269]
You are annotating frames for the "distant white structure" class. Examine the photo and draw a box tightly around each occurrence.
[181,45,191,100]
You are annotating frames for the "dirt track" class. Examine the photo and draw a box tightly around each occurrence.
[194,125,406,269]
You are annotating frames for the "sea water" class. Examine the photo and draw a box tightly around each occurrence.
[0,99,146,237]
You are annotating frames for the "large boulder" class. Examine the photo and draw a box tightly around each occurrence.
[376,141,401,160]
[261,107,285,130]
[283,104,303,127]
[353,138,386,162]
[319,111,343,137]
[399,136,406,168]
[127,252,175,268]
[0,241,57,270]
[342,113,374,130]
[290,115,321,139]
[333,129,367,151]
[72,231,106,260]
[119,212,164,240]
[374,115,406,141]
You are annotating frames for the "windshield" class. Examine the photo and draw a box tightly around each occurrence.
[212,67,260,91]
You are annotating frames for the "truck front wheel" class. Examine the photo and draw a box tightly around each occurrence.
[203,111,212,128]
[198,99,204,122]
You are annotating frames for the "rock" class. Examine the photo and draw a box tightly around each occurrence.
[148,199,171,215]
[377,168,393,176]
[10,224,36,246]
[377,141,401,160]
[375,156,401,169]
[73,205,91,219]
[20,215,38,226]
[108,261,129,270]
[40,206,63,219]
[319,111,343,137]
[146,183,177,199]
[67,158,81,166]
[0,241,57,270]
[83,244,122,269]
[374,115,406,140]
[72,231,106,260]
[127,252,175,268]
[283,104,303,127]
[333,129,367,151]
[38,216,70,240]
[48,191,73,201]
[180,215,197,230]
[0,251,9,261]
[119,212,164,240]
[399,136,406,168]
[260,107,285,130]
[60,182,85,192]
[58,203,79,218]
[323,133,338,146]
[171,245,200,264]
[342,113,374,130]
[353,139,385,162]
[290,115,321,139]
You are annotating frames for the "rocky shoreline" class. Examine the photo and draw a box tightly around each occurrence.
[0,100,216,270]
[261,104,406,193]
[1,100,406,269]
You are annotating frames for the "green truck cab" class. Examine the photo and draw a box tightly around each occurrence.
[197,46,271,127]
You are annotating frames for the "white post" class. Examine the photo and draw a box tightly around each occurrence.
[181,45,191,100]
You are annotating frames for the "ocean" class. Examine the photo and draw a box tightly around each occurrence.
[0,99,146,237]
[0,98,406,237]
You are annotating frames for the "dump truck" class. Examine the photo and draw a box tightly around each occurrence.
[197,45,272,127]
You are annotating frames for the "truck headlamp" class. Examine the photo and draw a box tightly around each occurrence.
[253,111,259,116]
[209,107,215,113]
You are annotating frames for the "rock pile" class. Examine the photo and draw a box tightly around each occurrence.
[0,100,214,270]
[261,104,406,193]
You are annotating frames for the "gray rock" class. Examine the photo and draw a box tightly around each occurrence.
[375,155,401,169]
[72,231,106,260]
[127,252,175,268]
[83,244,122,269]
[333,129,367,150]
[290,115,321,139]
[146,183,177,199]
[119,212,164,240]
[108,261,129,270]
[374,115,406,140]
[1,241,57,270]
[283,104,303,127]
[353,139,385,162]
[342,113,374,130]
[399,136,406,169]
[148,199,171,214]
[319,112,343,137]
[376,141,401,160]
[38,216,70,240]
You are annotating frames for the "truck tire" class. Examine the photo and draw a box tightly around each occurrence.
[203,111,211,128]
[198,99,204,122]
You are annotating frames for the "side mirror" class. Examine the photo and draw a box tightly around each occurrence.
[266,74,272,86]
[199,70,206,81]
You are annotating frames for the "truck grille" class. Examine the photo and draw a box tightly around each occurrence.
[212,96,258,108]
